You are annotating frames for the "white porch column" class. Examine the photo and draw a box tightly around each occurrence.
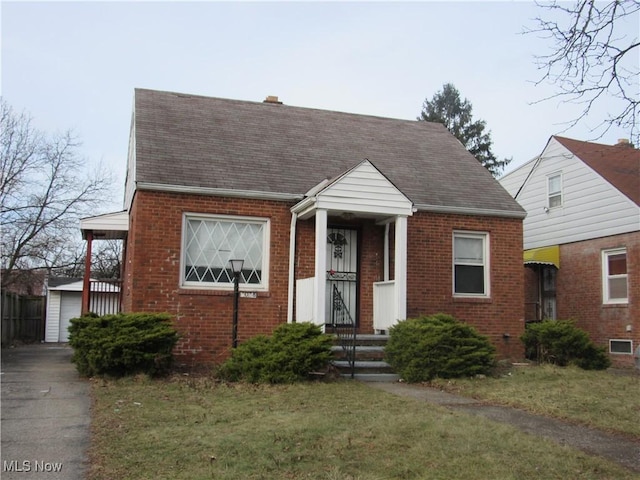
[314,209,328,326]
[394,215,408,321]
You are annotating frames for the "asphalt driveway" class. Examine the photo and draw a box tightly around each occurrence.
[1,344,90,479]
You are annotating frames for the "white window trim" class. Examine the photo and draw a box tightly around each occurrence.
[180,213,270,291]
[452,231,490,298]
[602,248,628,304]
[609,339,633,355]
[547,172,563,209]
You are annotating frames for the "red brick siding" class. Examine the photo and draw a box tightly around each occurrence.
[557,232,639,367]
[125,192,524,364]
[406,212,525,360]
[124,191,293,366]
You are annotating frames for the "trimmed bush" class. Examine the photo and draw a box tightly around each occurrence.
[385,313,496,382]
[521,319,610,370]
[68,312,179,377]
[218,322,333,383]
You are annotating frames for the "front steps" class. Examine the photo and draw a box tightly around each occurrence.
[331,334,400,382]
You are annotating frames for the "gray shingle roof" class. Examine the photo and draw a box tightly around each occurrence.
[133,88,524,216]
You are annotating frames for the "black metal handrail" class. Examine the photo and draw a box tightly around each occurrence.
[331,284,356,379]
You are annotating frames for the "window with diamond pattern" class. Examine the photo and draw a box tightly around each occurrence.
[182,215,268,288]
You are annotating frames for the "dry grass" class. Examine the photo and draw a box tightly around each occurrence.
[430,364,640,438]
[88,374,636,480]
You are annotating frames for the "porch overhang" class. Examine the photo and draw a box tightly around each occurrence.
[80,210,129,240]
[291,159,414,220]
[288,160,411,329]
[524,245,560,269]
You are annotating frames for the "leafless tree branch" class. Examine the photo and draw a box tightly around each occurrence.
[1,99,115,290]
[526,0,639,144]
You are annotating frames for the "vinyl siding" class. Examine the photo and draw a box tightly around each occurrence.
[506,138,640,249]
[316,161,413,216]
[45,291,61,342]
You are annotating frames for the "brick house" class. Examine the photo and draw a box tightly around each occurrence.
[500,136,639,367]
[81,89,526,366]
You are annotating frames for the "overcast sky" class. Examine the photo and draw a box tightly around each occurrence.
[2,1,638,212]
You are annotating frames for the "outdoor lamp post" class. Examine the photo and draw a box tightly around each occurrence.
[229,259,244,348]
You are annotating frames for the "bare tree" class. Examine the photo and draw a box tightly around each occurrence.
[91,240,123,279]
[528,0,640,145]
[1,99,114,290]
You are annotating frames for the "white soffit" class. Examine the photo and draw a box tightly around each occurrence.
[80,210,129,239]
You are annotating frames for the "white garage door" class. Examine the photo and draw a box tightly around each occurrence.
[59,292,82,342]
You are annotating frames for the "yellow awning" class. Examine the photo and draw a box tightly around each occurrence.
[523,245,560,269]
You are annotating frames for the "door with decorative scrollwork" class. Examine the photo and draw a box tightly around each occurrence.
[325,227,358,325]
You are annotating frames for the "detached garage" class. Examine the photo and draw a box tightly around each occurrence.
[45,277,120,342]
[45,278,83,342]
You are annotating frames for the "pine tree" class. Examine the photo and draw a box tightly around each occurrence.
[419,83,510,177]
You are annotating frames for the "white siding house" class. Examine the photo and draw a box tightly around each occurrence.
[500,135,640,367]
[500,137,640,250]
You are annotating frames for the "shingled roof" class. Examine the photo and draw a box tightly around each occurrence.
[132,88,524,217]
[554,136,640,206]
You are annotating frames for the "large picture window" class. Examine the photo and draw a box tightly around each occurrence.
[182,214,269,289]
[602,248,627,304]
[453,232,489,296]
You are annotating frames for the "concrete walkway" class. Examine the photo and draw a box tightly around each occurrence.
[369,381,640,474]
[1,344,90,480]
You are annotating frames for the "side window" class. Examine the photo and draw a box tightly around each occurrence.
[453,232,489,297]
[547,173,562,208]
[181,214,270,290]
[602,248,628,304]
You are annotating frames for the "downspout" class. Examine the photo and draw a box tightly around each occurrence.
[287,212,298,323]
[384,223,390,281]
[81,230,93,314]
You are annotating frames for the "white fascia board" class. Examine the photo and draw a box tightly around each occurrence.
[136,182,304,202]
[47,281,85,292]
[80,211,129,231]
[415,204,527,219]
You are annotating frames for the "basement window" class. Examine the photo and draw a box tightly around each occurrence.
[609,339,633,355]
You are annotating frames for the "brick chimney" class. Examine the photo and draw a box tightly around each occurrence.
[616,138,631,147]
[263,95,283,104]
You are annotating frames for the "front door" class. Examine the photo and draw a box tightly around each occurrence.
[541,266,557,320]
[325,227,358,325]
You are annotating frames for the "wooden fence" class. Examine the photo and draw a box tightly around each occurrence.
[1,291,45,344]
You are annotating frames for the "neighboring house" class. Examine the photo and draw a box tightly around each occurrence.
[45,277,120,342]
[500,136,639,367]
[1,269,46,296]
[81,89,526,366]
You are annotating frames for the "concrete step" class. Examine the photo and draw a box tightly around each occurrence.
[332,360,395,374]
[331,345,385,361]
[331,334,396,381]
[342,373,401,382]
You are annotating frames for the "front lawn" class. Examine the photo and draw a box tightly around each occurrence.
[88,375,636,480]
[430,364,640,438]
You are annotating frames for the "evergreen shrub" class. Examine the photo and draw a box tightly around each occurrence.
[68,312,179,377]
[218,322,333,383]
[385,313,496,382]
[521,319,610,370]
